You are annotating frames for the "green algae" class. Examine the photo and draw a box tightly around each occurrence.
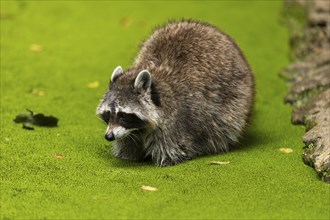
[1,1,329,219]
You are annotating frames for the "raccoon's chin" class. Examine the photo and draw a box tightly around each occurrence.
[115,128,139,140]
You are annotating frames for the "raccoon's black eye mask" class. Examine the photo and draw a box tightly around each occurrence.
[117,112,146,129]
[100,111,111,124]
[100,111,146,129]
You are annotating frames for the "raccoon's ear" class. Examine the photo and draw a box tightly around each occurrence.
[134,70,152,92]
[111,66,123,82]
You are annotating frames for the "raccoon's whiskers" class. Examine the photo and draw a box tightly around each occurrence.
[130,132,140,141]
[134,129,143,136]
[128,133,139,146]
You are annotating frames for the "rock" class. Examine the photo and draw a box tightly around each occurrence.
[298,89,330,183]
[279,49,330,82]
[284,63,330,104]
[314,0,330,13]
[308,0,330,27]
[308,12,330,27]
[281,0,330,183]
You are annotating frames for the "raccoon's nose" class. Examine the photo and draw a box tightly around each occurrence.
[105,131,115,141]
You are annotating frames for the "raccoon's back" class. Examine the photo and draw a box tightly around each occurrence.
[135,20,254,109]
[135,20,249,80]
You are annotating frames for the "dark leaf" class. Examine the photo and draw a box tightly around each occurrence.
[13,109,58,129]
[33,113,58,127]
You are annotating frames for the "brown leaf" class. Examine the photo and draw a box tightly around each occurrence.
[279,148,293,153]
[119,17,132,27]
[209,161,230,165]
[141,185,157,191]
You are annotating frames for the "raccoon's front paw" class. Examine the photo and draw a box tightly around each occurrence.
[153,156,189,167]
[112,143,145,162]
[112,149,146,161]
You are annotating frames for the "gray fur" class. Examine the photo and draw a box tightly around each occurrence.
[97,20,255,166]
[134,70,152,91]
[111,66,123,82]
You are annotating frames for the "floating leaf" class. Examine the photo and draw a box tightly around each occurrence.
[279,148,293,153]
[32,113,58,127]
[209,161,230,165]
[53,154,64,159]
[13,109,58,130]
[141,185,157,191]
[30,88,45,96]
[30,44,43,52]
[119,17,132,27]
[87,81,100,88]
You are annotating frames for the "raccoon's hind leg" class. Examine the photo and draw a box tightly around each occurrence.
[112,134,146,161]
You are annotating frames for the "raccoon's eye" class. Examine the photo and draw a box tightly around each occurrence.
[101,111,110,124]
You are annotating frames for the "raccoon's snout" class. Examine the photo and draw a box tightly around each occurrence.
[105,125,128,141]
[105,131,115,141]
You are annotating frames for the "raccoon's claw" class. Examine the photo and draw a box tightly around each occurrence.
[154,156,190,167]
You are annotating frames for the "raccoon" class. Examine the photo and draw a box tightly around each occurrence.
[97,20,255,166]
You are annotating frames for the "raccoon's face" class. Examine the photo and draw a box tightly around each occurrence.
[97,66,160,141]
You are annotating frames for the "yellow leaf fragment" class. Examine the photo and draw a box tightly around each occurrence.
[53,154,65,159]
[30,44,43,52]
[209,161,230,165]
[87,81,100,88]
[141,185,157,191]
[31,88,45,96]
[279,148,293,153]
